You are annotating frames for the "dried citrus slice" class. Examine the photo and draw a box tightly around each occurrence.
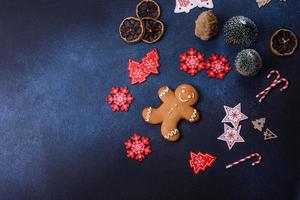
[142,18,164,44]
[270,29,298,56]
[136,0,160,20]
[119,17,145,43]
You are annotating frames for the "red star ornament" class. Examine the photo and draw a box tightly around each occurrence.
[221,103,248,128]
[124,133,152,161]
[217,124,245,150]
[179,48,205,76]
[106,86,134,112]
[189,151,216,174]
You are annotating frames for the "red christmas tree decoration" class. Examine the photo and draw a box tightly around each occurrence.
[179,48,205,76]
[128,48,160,85]
[124,133,152,161]
[106,86,134,112]
[189,151,216,174]
[142,48,160,74]
[206,53,231,79]
[128,60,149,84]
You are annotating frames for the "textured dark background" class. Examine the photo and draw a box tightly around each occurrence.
[0,0,299,199]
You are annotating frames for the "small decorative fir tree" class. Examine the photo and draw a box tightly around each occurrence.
[235,49,262,76]
[223,16,258,48]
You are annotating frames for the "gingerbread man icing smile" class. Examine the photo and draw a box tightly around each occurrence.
[142,83,200,141]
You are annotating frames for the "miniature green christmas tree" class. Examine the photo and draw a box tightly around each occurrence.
[223,16,258,48]
[235,49,262,76]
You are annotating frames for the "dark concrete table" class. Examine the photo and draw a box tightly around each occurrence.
[0,0,299,199]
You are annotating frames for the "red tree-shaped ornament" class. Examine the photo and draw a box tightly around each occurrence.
[189,151,216,174]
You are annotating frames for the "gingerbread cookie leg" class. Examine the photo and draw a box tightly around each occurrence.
[142,107,163,124]
[161,121,181,141]
[182,107,200,122]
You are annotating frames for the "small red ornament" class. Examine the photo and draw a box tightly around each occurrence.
[124,133,152,161]
[206,53,231,80]
[106,86,134,112]
[128,59,149,84]
[128,48,160,85]
[142,48,160,74]
[189,151,216,175]
[179,48,205,76]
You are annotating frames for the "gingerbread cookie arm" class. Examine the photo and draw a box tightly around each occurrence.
[142,107,163,124]
[161,121,181,141]
[158,86,175,102]
[182,107,200,122]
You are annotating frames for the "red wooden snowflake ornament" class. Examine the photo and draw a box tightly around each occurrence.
[206,53,231,79]
[106,86,134,112]
[189,151,216,174]
[179,48,205,76]
[124,133,152,161]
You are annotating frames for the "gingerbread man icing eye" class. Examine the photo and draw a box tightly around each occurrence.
[178,87,195,103]
[188,94,194,99]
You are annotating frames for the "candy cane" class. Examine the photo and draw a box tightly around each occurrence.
[256,70,281,102]
[278,78,289,92]
[226,153,262,169]
[256,70,289,102]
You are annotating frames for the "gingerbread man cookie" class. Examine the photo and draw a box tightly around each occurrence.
[142,84,200,141]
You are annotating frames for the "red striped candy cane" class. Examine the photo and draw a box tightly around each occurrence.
[226,153,262,169]
[256,70,280,102]
[278,78,289,92]
[256,70,289,102]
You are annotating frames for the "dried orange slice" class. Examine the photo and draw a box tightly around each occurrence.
[142,18,164,44]
[136,0,160,20]
[270,29,298,56]
[119,17,145,43]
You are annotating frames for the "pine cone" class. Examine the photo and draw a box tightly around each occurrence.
[195,11,218,41]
